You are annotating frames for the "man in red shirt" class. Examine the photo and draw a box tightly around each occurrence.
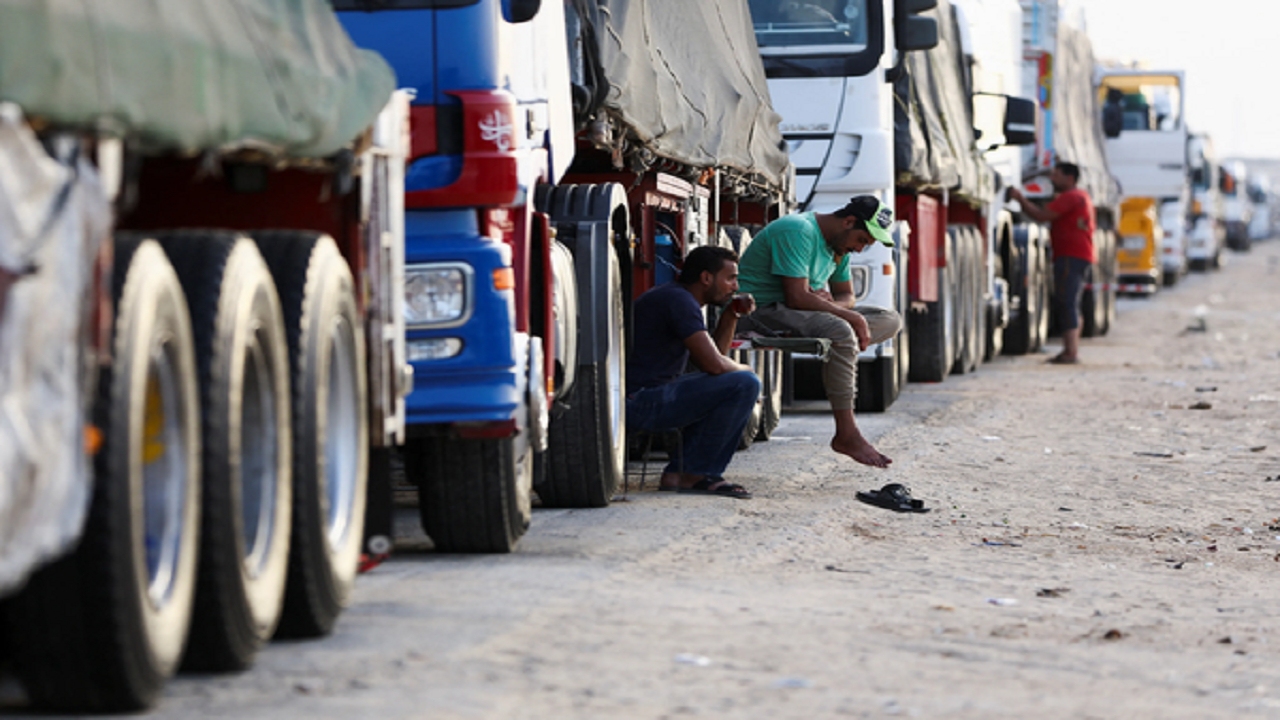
[1009,162,1095,364]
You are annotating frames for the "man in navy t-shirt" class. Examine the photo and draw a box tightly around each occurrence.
[627,246,761,498]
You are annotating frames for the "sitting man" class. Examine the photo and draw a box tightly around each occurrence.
[737,195,903,469]
[627,245,761,499]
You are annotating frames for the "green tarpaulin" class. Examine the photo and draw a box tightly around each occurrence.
[0,0,396,158]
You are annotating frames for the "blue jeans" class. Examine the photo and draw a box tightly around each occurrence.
[626,370,761,477]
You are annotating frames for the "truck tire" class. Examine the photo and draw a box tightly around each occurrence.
[732,349,764,450]
[156,233,292,671]
[1080,262,1101,338]
[1004,230,1044,355]
[756,348,784,440]
[907,243,954,383]
[6,238,201,711]
[408,435,530,553]
[968,227,987,372]
[253,232,367,638]
[951,228,979,375]
[987,255,1006,360]
[541,247,627,507]
[1100,230,1118,336]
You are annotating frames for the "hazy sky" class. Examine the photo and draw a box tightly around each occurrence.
[1069,0,1280,160]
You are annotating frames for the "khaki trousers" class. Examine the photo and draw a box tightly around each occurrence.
[741,304,902,410]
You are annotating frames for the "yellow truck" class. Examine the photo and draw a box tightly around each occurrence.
[1116,196,1163,294]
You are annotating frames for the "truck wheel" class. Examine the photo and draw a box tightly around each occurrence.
[951,229,980,375]
[734,349,764,450]
[968,227,986,372]
[6,238,201,711]
[1080,262,1101,338]
[1100,231,1117,335]
[907,246,953,383]
[156,232,292,671]
[254,232,367,638]
[756,348,784,440]
[541,248,626,507]
[408,435,530,553]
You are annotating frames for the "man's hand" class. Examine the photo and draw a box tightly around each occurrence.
[808,287,834,302]
[844,310,870,350]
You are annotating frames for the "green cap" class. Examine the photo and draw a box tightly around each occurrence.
[834,195,895,246]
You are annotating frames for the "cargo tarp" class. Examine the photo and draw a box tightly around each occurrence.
[578,0,791,194]
[894,0,995,203]
[0,0,396,158]
[1050,22,1120,208]
[0,106,105,595]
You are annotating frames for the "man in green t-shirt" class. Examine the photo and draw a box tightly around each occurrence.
[738,195,902,469]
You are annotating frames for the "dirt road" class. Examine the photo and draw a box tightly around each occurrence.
[9,243,1280,718]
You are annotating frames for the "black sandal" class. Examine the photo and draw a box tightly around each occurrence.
[855,483,929,513]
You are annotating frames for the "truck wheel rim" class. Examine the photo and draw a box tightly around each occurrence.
[324,316,359,552]
[142,341,191,609]
[239,331,280,578]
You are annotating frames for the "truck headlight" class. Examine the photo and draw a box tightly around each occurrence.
[405,263,472,328]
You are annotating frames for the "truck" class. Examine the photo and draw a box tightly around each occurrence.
[0,1,408,711]
[1095,67,1190,294]
[1186,132,1225,270]
[1246,173,1274,242]
[1019,0,1120,340]
[335,0,794,553]
[1221,159,1253,251]
[748,0,1109,411]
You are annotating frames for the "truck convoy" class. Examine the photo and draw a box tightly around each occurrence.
[335,0,793,553]
[749,0,1117,408]
[1096,68,1190,294]
[0,0,408,712]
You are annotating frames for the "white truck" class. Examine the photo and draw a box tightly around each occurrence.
[0,1,408,711]
[1095,67,1191,292]
[1186,132,1225,270]
[1019,0,1120,338]
[1221,160,1253,251]
[749,0,1040,412]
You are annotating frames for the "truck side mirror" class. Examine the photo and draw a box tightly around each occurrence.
[895,0,939,51]
[504,0,540,23]
[1002,96,1036,146]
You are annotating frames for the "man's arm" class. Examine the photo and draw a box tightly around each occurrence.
[779,276,870,349]
[1008,187,1061,224]
[684,330,750,375]
[828,278,856,309]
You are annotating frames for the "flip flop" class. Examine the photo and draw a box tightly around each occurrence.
[677,477,752,499]
[855,483,929,513]
[1047,354,1079,365]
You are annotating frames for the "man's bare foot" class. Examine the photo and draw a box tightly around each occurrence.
[831,435,892,468]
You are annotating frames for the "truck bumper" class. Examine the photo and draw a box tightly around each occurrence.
[403,210,520,428]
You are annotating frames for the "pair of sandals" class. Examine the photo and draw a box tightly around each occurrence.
[658,476,752,499]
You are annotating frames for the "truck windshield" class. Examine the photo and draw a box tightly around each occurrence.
[1097,74,1183,132]
[748,0,882,78]
[328,0,478,9]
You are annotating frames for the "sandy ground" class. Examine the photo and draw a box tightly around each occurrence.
[5,241,1280,719]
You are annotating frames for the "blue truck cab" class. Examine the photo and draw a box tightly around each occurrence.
[335,0,574,430]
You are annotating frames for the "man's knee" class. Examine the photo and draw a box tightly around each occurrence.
[728,369,762,400]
